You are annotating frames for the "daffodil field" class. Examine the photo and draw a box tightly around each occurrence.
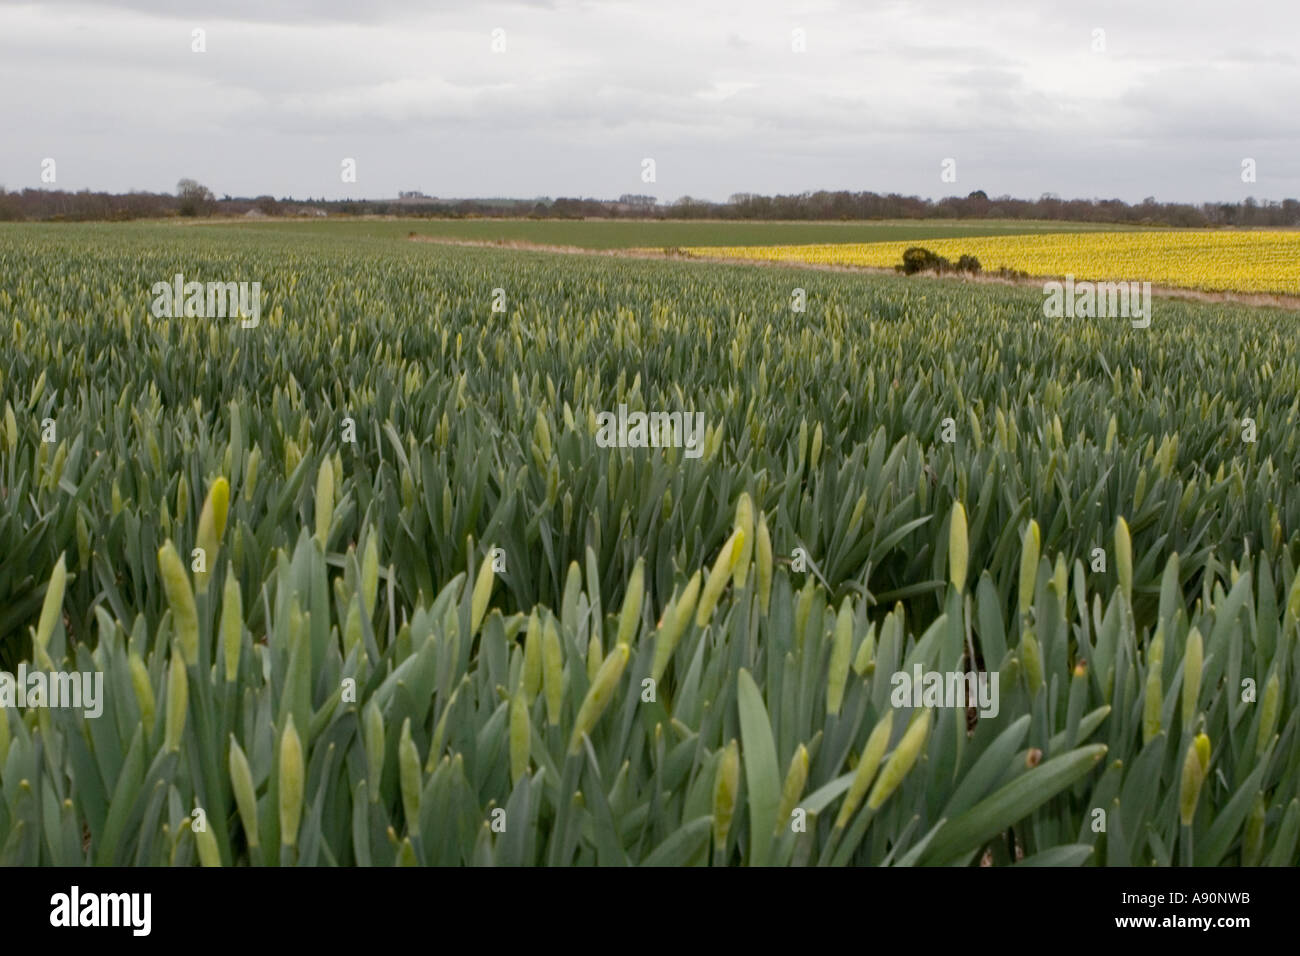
[685,230,1300,296]
[1,221,1299,866]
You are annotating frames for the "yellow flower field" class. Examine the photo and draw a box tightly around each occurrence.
[680,230,1300,295]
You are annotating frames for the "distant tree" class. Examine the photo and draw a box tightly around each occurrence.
[254,195,279,215]
[1242,196,1259,226]
[177,178,215,216]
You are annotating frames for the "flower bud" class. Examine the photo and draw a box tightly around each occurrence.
[1115,516,1133,603]
[775,744,809,833]
[949,502,969,593]
[652,573,701,683]
[836,711,894,828]
[34,553,67,663]
[568,642,630,754]
[164,647,188,752]
[755,513,773,616]
[713,739,740,851]
[732,494,754,589]
[220,568,242,682]
[827,598,853,716]
[470,548,496,635]
[523,611,543,704]
[542,615,564,726]
[617,558,645,648]
[229,737,259,849]
[195,477,230,592]
[158,541,198,667]
[129,652,155,731]
[868,709,932,810]
[1179,733,1210,826]
[1018,520,1040,617]
[509,689,531,783]
[279,715,305,846]
[696,529,742,629]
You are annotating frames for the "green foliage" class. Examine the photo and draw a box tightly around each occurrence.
[0,223,1298,865]
[2,512,1295,866]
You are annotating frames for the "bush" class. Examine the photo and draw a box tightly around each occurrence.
[898,248,982,276]
[899,246,950,274]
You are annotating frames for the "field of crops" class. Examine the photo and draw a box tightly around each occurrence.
[235,216,1139,250]
[1,221,1299,867]
[685,230,1300,295]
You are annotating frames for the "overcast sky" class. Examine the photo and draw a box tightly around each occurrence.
[1,0,1296,204]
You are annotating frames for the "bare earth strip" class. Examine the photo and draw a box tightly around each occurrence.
[407,234,1300,311]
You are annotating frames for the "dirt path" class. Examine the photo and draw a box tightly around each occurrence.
[406,234,1300,310]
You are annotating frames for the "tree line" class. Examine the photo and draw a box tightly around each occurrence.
[1,183,1296,228]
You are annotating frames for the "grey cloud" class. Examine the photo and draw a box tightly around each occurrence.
[1,0,1296,202]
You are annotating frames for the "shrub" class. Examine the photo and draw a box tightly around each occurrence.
[898,248,982,276]
[899,246,950,274]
